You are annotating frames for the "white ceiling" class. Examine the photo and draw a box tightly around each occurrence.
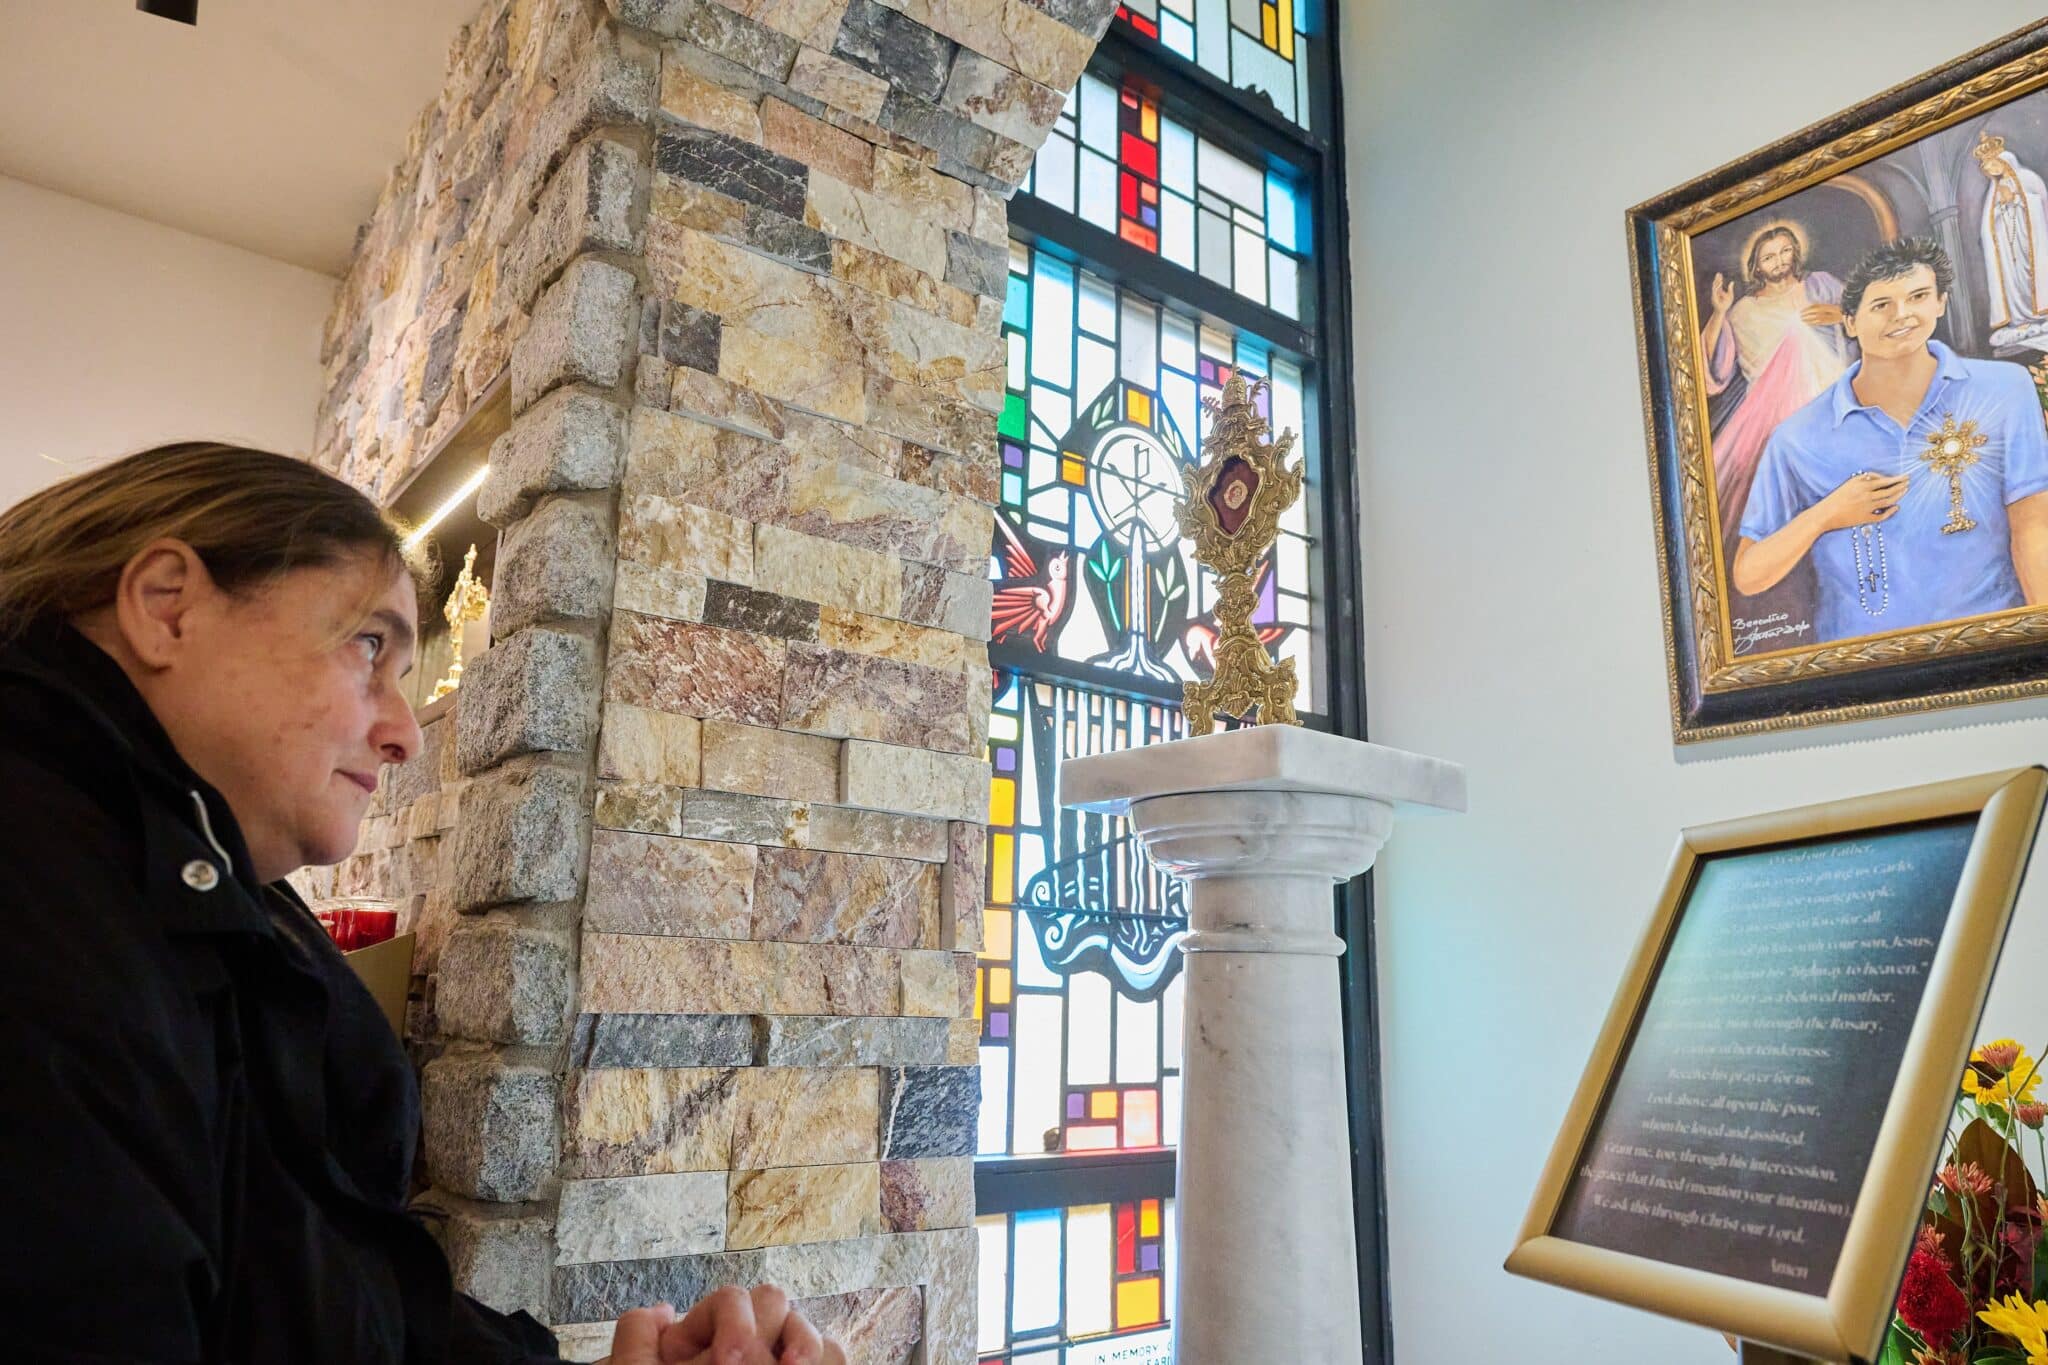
[0,0,483,277]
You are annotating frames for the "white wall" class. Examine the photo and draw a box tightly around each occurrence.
[0,176,335,510]
[1343,3,2048,1360]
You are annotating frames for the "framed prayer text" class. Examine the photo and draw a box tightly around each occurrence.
[1635,20,2048,741]
[1506,768,2047,1360]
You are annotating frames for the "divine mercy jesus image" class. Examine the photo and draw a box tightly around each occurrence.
[1691,99,2048,657]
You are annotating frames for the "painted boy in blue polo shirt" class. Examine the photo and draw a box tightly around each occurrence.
[1732,236,2048,646]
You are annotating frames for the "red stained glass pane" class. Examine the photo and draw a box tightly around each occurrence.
[1119,222,1159,252]
[1119,171,1139,219]
[1116,1204,1137,1274]
[1120,131,1159,180]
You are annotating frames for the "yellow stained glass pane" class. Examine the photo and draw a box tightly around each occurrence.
[1140,1200,1161,1237]
[991,835,1015,905]
[989,777,1016,826]
[982,906,1012,960]
[1061,456,1087,485]
[1278,0,1294,58]
[1116,1277,1161,1329]
[1091,1089,1119,1119]
[1126,389,1151,424]
[1140,100,1158,141]
[975,969,986,1019]
[991,967,1013,1005]
[1261,3,1276,47]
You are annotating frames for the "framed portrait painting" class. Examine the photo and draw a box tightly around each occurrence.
[1636,19,2048,741]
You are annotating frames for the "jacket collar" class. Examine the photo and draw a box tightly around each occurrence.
[0,620,276,938]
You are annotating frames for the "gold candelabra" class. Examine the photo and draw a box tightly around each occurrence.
[1174,373,1304,734]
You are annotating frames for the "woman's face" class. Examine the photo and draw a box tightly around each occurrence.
[144,552,424,882]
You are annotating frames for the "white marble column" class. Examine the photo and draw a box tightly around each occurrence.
[1062,725,1466,1364]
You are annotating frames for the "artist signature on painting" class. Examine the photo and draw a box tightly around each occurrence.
[1734,613,1813,653]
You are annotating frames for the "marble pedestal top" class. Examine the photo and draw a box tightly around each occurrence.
[1061,723,1468,816]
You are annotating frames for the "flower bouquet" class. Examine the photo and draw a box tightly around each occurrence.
[1883,1040,2048,1364]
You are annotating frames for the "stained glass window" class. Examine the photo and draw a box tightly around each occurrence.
[978,1199,1178,1363]
[1022,73,1311,319]
[978,7,1344,1358]
[979,673,1187,1158]
[994,240,1317,714]
[1113,0,1312,129]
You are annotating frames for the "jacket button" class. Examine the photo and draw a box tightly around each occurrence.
[181,859,221,892]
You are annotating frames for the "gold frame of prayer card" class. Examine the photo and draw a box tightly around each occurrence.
[1506,768,2047,1362]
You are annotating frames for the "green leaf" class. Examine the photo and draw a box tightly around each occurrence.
[1874,1321,1917,1365]
[1931,1189,1950,1217]
[1984,1102,2010,1127]
[1974,1349,2029,1365]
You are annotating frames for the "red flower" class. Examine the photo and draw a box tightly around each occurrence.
[1896,1246,1970,1343]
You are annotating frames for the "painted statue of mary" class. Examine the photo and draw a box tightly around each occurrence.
[1976,130,2048,342]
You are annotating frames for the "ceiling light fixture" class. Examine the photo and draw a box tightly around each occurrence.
[404,465,490,551]
[137,0,199,24]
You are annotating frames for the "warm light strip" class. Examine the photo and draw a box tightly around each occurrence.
[403,465,488,550]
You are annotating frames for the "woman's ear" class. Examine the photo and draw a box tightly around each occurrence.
[114,539,215,670]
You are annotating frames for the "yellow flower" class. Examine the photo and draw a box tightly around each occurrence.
[1964,1040,2043,1108]
[1978,1293,2048,1363]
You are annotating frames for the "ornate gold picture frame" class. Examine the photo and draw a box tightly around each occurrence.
[1636,21,2048,740]
[1506,769,2047,1359]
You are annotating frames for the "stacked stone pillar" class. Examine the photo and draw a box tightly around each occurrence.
[316,0,1113,1357]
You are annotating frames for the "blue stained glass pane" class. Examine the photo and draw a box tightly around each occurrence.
[1004,272,1030,332]
[1003,471,1024,505]
[1267,170,1299,252]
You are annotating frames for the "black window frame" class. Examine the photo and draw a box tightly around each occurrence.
[974,4,1382,1358]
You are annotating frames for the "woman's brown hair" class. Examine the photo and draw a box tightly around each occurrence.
[0,443,418,646]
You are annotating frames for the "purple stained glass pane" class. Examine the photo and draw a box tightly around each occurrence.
[1141,1245,1160,1272]
[1141,205,1158,228]
[991,1012,1009,1038]
[997,748,1017,773]
[1004,441,1027,469]
[1068,1093,1088,1119]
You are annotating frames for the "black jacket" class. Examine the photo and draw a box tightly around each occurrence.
[0,623,562,1364]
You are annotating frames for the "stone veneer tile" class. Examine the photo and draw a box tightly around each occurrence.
[759,1015,949,1067]
[570,1012,758,1068]
[760,97,875,190]
[586,828,759,938]
[701,582,819,641]
[752,847,937,947]
[780,644,973,752]
[796,1287,922,1365]
[556,1171,728,1264]
[788,45,890,123]
[552,1249,768,1325]
[561,1065,738,1178]
[594,780,685,836]
[817,606,978,673]
[606,610,787,727]
[597,701,705,786]
[657,51,765,141]
[805,804,949,862]
[830,239,978,329]
[620,493,754,583]
[898,560,991,638]
[945,1017,978,1065]
[719,323,869,424]
[879,1066,978,1159]
[671,363,790,440]
[753,524,902,620]
[622,402,716,498]
[939,821,985,950]
[678,788,809,846]
[879,1157,973,1231]
[840,741,987,822]
[899,948,971,1017]
[831,0,954,102]
[805,172,948,281]
[731,1067,880,1167]
[582,933,900,1016]
[727,1163,883,1249]
[883,0,1096,90]
[613,562,711,624]
[700,720,839,802]
[708,0,850,43]
[654,125,808,220]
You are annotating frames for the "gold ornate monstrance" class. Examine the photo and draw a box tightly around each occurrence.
[427,544,490,702]
[1919,413,1987,535]
[1174,373,1304,734]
